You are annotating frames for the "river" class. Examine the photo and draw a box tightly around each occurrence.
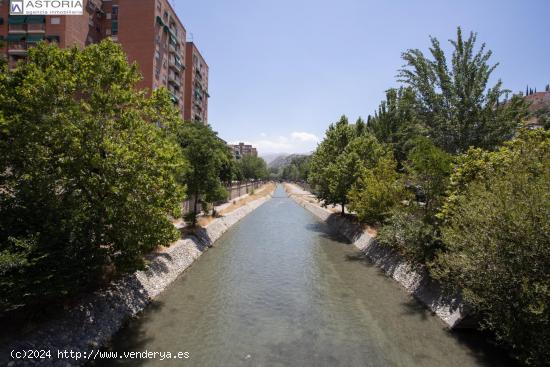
[99,185,516,367]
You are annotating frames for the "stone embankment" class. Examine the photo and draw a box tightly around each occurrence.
[1,185,275,367]
[284,183,466,329]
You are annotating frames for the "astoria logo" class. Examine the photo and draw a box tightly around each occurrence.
[10,0,24,14]
[10,0,83,15]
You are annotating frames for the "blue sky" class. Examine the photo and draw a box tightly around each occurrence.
[174,0,550,155]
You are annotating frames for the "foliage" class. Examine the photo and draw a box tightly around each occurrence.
[309,117,388,214]
[405,137,453,217]
[432,130,550,365]
[347,154,406,224]
[168,121,230,224]
[309,116,356,212]
[399,27,528,153]
[367,87,426,164]
[236,155,269,180]
[533,105,550,130]
[377,207,442,264]
[279,155,311,181]
[0,41,186,312]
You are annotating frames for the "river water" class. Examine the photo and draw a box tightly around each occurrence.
[100,185,516,367]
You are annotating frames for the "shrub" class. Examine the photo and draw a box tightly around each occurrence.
[405,137,453,218]
[348,155,406,224]
[432,130,550,365]
[377,207,442,264]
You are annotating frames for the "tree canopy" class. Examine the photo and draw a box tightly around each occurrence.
[398,27,528,153]
[168,121,231,224]
[0,40,187,312]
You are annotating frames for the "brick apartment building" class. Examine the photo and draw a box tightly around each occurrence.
[231,143,258,160]
[184,41,208,123]
[0,0,208,123]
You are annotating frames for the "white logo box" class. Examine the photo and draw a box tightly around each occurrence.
[10,0,83,15]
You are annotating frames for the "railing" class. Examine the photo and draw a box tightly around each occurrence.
[182,180,268,215]
[168,73,181,87]
[169,58,183,71]
[8,24,26,32]
[27,23,46,32]
[8,41,27,52]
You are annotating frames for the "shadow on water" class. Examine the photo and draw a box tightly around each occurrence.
[343,249,519,367]
[304,222,351,243]
[91,300,168,367]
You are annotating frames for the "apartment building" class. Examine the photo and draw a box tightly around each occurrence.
[0,0,103,67]
[231,143,258,160]
[0,0,209,120]
[100,0,187,112]
[184,41,209,124]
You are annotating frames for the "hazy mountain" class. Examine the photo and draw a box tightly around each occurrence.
[269,154,308,169]
[261,153,288,165]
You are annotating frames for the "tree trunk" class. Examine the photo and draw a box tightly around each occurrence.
[193,190,199,226]
[341,200,345,216]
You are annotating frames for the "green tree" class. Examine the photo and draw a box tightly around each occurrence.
[310,116,388,215]
[0,41,186,312]
[348,154,406,224]
[375,138,452,263]
[399,27,528,153]
[168,122,230,224]
[432,130,550,365]
[237,155,269,180]
[280,155,311,181]
[309,115,356,212]
[405,137,454,217]
[367,87,426,164]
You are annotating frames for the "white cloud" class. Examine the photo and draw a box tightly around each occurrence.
[232,131,319,155]
[290,131,319,143]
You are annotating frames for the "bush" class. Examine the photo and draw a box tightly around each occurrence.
[0,41,186,313]
[348,155,406,224]
[405,137,453,217]
[432,130,550,365]
[377,207,442,264]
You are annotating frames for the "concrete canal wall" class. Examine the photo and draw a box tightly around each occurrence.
[284,183,467,329]
[1,189,274,367]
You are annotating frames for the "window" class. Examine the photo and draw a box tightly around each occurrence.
[51,17,60,25]
[112,6,119,20]
[111,21,118,35]
[106,13,111,20]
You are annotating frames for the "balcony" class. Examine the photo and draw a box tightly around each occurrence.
[170,93,180,104]
[169,58,183,71]
[168,73,181,87]
[8,41,27,54]
[8,24,26,33]
[27,23,46,33]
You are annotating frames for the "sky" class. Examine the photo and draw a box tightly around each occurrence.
[173,0,550,156]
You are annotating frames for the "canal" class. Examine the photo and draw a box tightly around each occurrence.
[100,185,516,367]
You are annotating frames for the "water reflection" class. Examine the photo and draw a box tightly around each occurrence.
[98,185,516,367]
